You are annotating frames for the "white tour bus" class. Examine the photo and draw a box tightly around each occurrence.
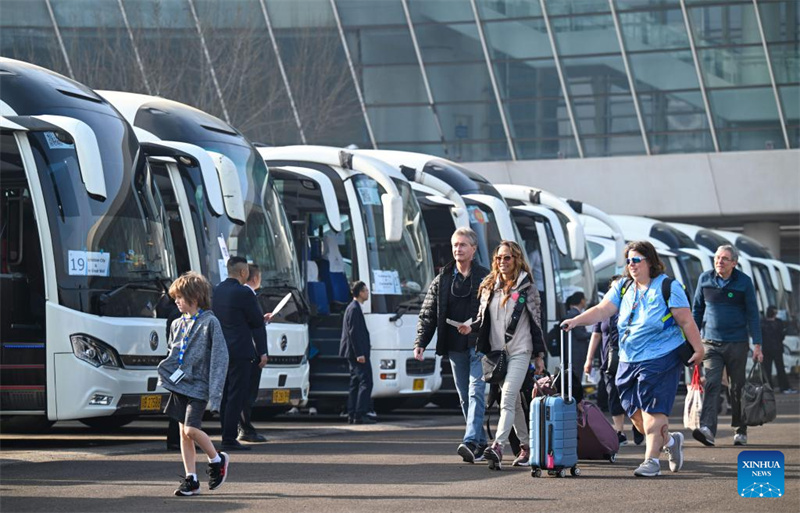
[0,59,177,429]
[260,146,438,411]
[357,150,539,402]
[98,91,311,413]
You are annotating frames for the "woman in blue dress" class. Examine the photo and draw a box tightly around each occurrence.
[561,240,704,477]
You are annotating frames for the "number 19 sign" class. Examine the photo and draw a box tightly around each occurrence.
[68,250,110,277]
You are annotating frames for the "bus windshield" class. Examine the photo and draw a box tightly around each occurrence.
[465,200,502,269]
[30,110,176,318]
[678,251,704,297]
[197,140,300,291]
[353,176,433,314]
[752,261,778,313]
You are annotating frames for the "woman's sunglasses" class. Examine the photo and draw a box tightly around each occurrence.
[626,256,646,265]
[494,255,514,263]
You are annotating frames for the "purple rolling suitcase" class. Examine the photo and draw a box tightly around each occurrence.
[529,330,580,478]
[577,400,619,462]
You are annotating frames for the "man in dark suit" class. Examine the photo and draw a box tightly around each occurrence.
[238,264,271,443]
[214,256,268,451]
[339,281,375,424]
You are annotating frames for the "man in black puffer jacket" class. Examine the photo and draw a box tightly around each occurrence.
[413,227,490,463]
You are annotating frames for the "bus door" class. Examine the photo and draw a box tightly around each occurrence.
[0,131,45,412]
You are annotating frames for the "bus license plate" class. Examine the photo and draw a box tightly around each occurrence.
[272,389,290,404]
[140,394,162,411]
[413,379,424,391]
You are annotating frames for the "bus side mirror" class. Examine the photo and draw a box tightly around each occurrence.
[208,151,246,224]
[382,194,403,242]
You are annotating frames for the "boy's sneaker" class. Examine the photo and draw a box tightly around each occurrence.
[617,431,629,446]
[733,433,747,446]
[632,426,644,446]
[474,444,487,462]
[457,442,476,463]
[692,426,715,447]
[207,452,229,490]
[512,444,530,467]
[174,475,200,496]
[633,458,662,477]
[484,443,503,470]
[664,432,684,472]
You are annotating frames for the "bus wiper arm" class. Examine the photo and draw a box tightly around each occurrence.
[98,277,167,304]
[388,294,425,322]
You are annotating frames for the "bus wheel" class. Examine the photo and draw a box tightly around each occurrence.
[79,415,136,431]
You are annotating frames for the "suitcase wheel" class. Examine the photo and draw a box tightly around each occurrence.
[531,468,542,478]
[609,453,617,464]
[557,468,567,478]
[570,466,581,477]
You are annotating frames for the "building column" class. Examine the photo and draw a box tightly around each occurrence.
[743,221,781,258]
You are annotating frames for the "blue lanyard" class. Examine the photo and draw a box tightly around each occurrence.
[620,282,651,344]
[177,310,202,366]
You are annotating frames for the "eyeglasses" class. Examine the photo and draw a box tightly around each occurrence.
[495,255,514,263]
[626,256,646,265]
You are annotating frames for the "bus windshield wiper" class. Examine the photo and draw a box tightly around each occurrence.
[389,293,425,322]
[98,277,169,305]
[261,277,299,289]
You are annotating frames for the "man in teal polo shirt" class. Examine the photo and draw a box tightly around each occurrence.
[692,244,763,447]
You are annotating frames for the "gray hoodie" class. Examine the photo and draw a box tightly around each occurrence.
[157,310,229,412]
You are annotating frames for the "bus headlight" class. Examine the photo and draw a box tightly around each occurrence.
[70,334,122,368]
[379,359,396,370]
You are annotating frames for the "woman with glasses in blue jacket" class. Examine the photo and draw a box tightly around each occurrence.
[561,241,704,478]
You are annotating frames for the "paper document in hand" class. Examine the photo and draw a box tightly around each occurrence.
[446,318,473,328]
[271,292,293,318]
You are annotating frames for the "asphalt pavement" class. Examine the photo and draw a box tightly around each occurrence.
[1,395,798,513]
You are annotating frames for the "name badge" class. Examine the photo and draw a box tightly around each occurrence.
[168,368,185,384]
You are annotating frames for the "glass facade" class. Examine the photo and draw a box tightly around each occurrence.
[1,0,796,161]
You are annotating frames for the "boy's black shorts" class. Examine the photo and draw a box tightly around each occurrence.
[164,392,207,429]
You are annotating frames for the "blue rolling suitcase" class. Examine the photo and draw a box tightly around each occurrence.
[529,329,580,478]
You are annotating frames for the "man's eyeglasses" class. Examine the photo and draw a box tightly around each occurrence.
[495,255,514,263]
[626,256,646,265]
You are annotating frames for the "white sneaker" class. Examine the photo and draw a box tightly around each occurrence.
[308,407,318,416]
[734,433,747,446]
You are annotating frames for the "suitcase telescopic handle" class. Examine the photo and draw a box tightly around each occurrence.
[560,328,572,401]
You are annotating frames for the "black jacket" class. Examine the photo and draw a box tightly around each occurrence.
[212,278,268,360]
[414,261,490,355]
[340,300,370,360]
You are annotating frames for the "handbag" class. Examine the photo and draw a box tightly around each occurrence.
[683,365,704,430]
[482,346,509,384]
[741,361,777,426]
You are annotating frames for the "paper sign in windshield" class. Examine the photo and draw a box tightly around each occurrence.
[357,186,381,206]
[468,206,488,225]
[68,250,110,276]
[44,132,73,150]
[218,259,228,281]
[372,269,401,295]
[217,235,230,262]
